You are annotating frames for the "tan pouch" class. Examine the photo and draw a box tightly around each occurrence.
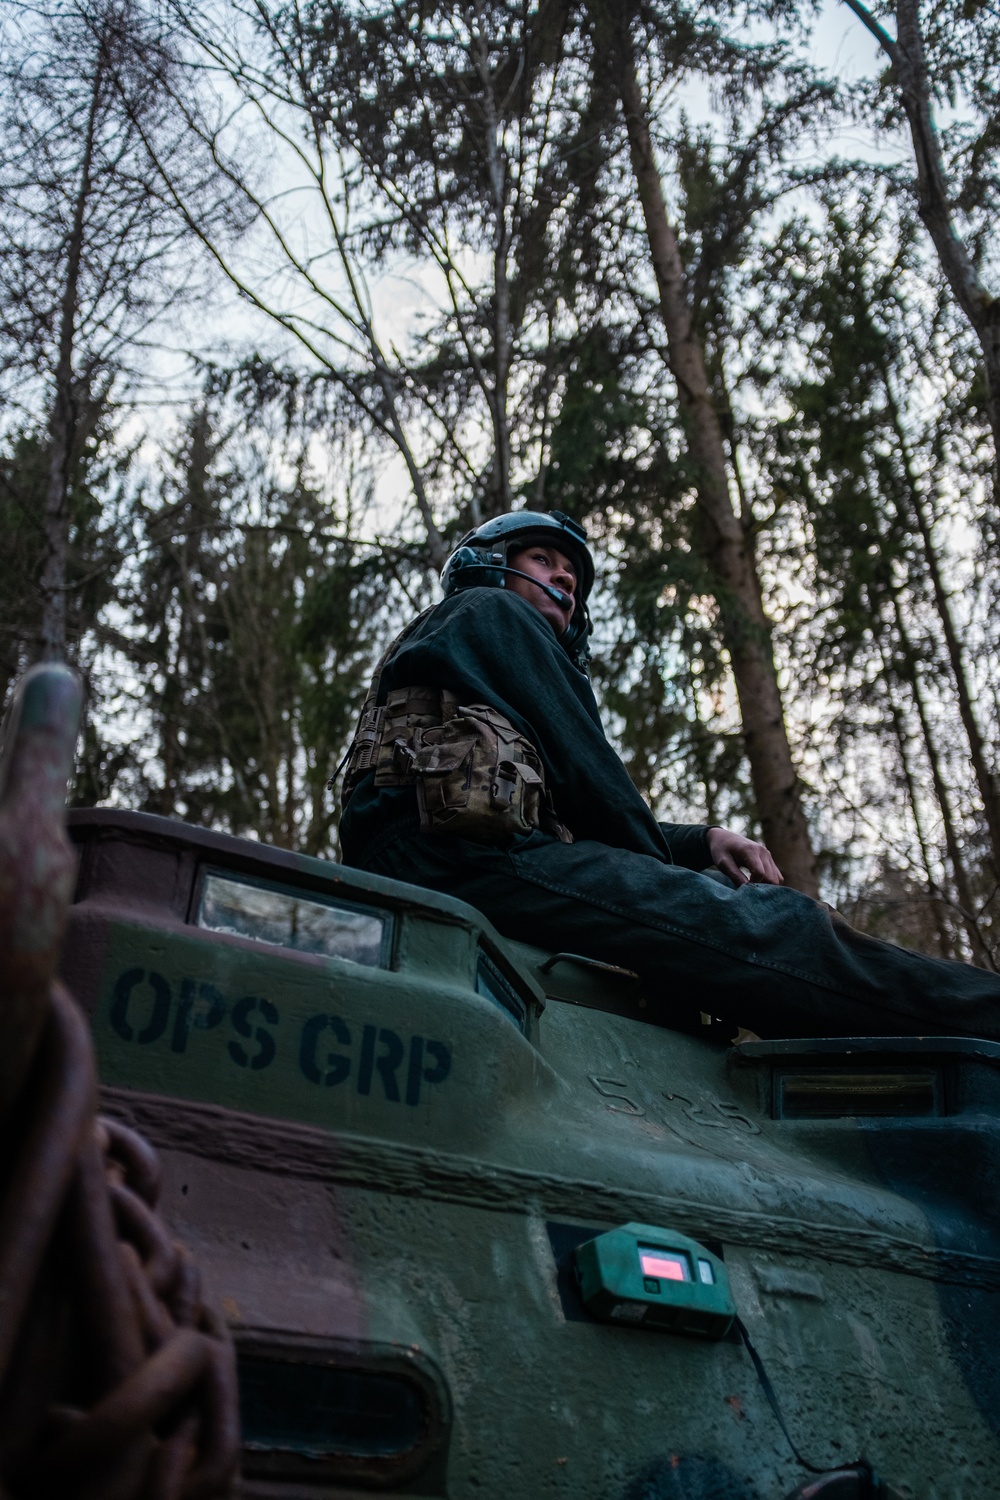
[349,677,572,846]
[373,686,443,789]
[409,705,547,846]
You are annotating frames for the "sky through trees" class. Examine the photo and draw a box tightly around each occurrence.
[1,0,998,965]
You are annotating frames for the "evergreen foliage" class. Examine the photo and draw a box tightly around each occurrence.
[0,0,997,963]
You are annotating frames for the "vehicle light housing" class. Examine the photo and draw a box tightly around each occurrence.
[574,1223,734,1339]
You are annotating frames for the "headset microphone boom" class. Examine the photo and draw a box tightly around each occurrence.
[452,559,573,609]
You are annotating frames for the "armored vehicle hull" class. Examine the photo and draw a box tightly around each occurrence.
[61,809,1000,1499]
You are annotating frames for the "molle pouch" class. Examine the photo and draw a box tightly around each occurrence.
[374,687,445,789]
[411,706,546,847]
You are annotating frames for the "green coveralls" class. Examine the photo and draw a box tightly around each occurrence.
[340,587,1000,1040]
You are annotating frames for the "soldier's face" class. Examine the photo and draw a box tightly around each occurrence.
[507,544,577,637]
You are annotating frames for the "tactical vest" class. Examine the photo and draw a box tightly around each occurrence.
[339,614,573,848]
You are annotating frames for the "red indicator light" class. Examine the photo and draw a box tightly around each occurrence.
[639,1250,690,1282]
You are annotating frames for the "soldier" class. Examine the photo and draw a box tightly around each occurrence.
[339,510,1000,1040]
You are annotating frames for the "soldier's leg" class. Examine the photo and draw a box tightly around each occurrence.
[357,826,1000,1041]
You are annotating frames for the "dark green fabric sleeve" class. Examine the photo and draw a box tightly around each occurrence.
[360,588,712,868]
[658,822,715,872]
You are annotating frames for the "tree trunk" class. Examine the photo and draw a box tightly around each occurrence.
[890,596,994,968]
[878,654,957,959]
[841,0,1000,480]
[604,7,818,895]
[883,381,1000,880]
[38,41,104,662]
[472,8,514,513]
[908,674,992,969]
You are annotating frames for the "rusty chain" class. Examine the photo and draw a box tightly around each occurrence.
[0,981,240,1500]
[0,666,240,1499]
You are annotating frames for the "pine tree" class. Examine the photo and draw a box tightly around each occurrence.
[127,398,387,853]
[756,187,998,962]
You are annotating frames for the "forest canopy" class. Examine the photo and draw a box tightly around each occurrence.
[2,0,998,966]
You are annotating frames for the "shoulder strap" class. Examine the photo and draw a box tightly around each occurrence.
[360,602,440,733]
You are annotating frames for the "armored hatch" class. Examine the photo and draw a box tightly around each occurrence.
[61,808,1000,1500]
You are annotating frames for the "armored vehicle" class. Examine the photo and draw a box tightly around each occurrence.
[59,808,1000,1500]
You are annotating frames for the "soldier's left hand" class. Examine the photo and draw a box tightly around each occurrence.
[706,827,783,887]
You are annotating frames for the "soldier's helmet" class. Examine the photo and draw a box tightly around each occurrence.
[441,510,595,669]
